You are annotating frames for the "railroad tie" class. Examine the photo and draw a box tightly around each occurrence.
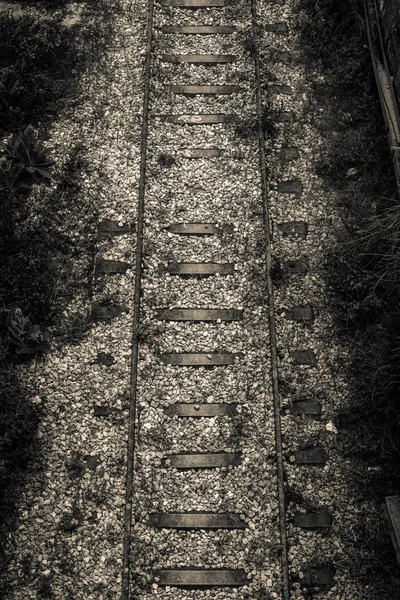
[95,259,128,276]
[186,186,205,195]
[160,25,236,34]
[284,304,315,324]
[278,221,308,239]
[269,84,293,95]
[294,508,332,529]
[91,303,125,321]
[153,569,248,588]
[161,54,236,64]
[93,352,116,366]
[147,512,246,529]
[282,259,310,275]
[265,22,289,35]
[165,114,231,124]
[167,262,235,276]
[277,179,303,195]
[159,0,228,6]
[167,223,221,235]
[93,405,111,417]
[273,50,293,63]
[290,349,318,366]
[166,85,241,95]
[280,146,300,161]
[293,446,327,465]
[162,452,242,468]
[97,219,132,240]
[156,308,243,321]
[161,352,242,366]
[164,402,238,417]
[276,111,294,123]
[384,496,400,563]
[179,148,222,158]
[291,399,322,417]
[166,223,234,236]
[301,563,336,587]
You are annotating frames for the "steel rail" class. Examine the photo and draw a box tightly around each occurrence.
[251,1,290,598]
[121,0,154,597]
[364,0,400,193]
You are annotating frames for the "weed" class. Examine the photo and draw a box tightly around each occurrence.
[243,36,257,57]
[0,159,31,194]
[285,485,304,508]
[57,556,74,576]
[1,305,49,358]
[0,14,76,133]
[234,115,259,139]
[65,451,85,479]
[58,505,83,533]
[37,579,53,599]
[84,489,107,506]
[0,126,54,192]
[260,97,278,139]
[20,554,33,580]
[157,153,175,168]
[227,415,246,447]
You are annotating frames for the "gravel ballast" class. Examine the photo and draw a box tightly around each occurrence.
[2,1,147,598]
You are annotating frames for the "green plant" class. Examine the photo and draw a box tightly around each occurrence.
[0,126,54,192]
[1,306,49,358]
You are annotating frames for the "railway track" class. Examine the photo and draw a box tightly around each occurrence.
[4,0,400,597]
[113,0,337,598]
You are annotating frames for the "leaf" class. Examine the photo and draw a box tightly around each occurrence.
[33,167,54,180]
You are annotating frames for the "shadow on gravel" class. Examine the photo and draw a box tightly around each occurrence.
[293,0,400,595]
[0,0,117,594]
[0,0,120,138]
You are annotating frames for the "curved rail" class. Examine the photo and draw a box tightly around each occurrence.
[251,1,290,598]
